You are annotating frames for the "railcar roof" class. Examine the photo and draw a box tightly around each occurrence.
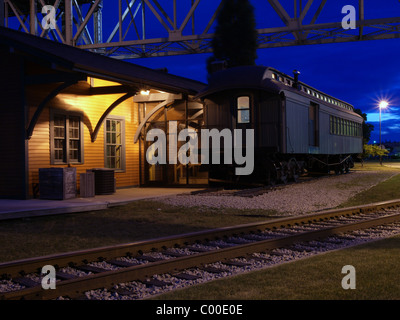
[197,65,283,98]
[197,65,358,115]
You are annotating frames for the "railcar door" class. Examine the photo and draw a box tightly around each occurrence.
[309,102,320,151]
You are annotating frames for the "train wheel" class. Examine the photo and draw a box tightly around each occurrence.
[280,172,288,184]
[288,158,300,182]
[266,162,278,186]
[277,162,288,184]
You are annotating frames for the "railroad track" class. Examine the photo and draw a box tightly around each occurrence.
[2,199,400,300]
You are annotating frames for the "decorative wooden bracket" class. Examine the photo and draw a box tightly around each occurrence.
[26,79,79,140]
[90,91,136,142]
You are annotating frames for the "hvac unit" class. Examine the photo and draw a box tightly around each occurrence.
[39,167,76,200]
[88,168,115,195]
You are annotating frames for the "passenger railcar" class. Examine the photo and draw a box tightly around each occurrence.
[196,65,364,185]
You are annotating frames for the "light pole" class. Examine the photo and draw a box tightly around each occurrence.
[379,101,388,165]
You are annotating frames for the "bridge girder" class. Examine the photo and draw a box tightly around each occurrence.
[1,0,400,59]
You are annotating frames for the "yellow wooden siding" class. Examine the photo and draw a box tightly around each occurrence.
[27,78,140,196]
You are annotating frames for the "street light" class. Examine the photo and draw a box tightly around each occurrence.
[379,100,388,165]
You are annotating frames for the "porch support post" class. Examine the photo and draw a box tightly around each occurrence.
[0,0,5,27]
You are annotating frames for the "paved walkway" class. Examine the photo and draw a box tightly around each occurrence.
[385,163,400,168]
[0,187,203,220]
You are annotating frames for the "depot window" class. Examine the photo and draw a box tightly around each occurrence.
[237,96,250,124]
[50,111,84,164]
[104,116,126,171]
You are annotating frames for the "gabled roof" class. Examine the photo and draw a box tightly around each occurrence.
[0,27,206,95]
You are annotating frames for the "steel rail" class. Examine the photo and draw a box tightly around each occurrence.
[2,200,400,300]
[3,209,400,300]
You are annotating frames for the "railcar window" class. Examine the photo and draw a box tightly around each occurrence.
[334,117,337,134]
[237,96,250,124]
[340,118,343,135]
[329,116,362,137]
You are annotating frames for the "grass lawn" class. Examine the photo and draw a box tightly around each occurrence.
[339,161,400,207]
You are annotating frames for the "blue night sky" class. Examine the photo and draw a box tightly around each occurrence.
[8,0,399,144]
[122,0,400,145]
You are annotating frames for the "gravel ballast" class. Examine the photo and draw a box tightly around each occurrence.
[158,171,398,215]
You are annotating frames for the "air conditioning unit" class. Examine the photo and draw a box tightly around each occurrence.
[87,168,115,195]
[39,167,76,200]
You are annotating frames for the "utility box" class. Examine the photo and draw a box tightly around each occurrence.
[39,167,77,200]
[80,172,95,198]
[87,168,115,195]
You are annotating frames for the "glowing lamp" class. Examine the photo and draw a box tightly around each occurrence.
[379,101,388,109]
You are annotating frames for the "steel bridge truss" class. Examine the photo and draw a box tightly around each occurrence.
[1,0,400,59]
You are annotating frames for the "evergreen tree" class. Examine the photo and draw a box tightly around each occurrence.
[207,0,258,74]
[354,108,374,144]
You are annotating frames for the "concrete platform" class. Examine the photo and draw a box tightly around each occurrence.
[0,187,203,221]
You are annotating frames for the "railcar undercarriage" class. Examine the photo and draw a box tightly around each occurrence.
[208,153,356,187]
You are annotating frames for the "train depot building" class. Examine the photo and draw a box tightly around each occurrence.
[0,26,363,201]
[0,27,206,200]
